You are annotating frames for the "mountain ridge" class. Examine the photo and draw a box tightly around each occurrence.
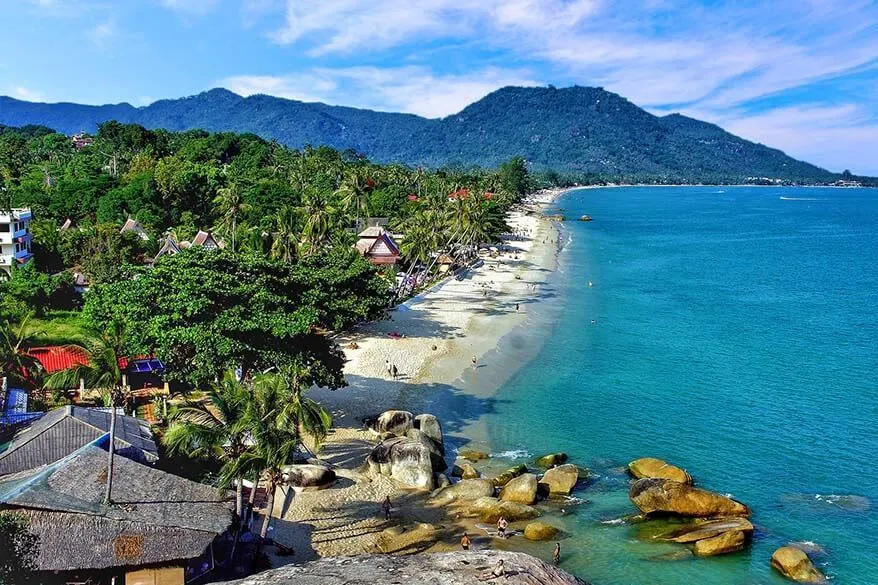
[0,85,841,181]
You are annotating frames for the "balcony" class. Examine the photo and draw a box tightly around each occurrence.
[13,228,29,239]
[14,249,32,262]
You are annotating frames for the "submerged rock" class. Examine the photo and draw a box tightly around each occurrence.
[500,473,539,505]
[535,453,568,469]
[579,215,593,222]
[524,521,559,541]
[219,551,587,585]
[540,464,580,495]
[629,478,750,518]
[628,458,693,485]
[458,448,490,461]
[771,546,826,583]
[492,463,528,487]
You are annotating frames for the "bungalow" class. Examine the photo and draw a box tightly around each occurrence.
[120,218,150,241]
[0,405,158,477]
[0,434,234,585]
[154,234,182,261]
[355,226,401,266]
[191,230,223,250]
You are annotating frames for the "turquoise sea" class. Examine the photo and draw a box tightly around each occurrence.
[452,186,877,585]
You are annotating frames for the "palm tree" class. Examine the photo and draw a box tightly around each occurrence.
[43,323,127,505]
[300,190,337,255]
[269,206,300,263]
[220,377,299,540]
[269,367,332,451]
[213,181,251,253]
[162,371,251,517]
[336,171,372,231]
[0,316,44,392]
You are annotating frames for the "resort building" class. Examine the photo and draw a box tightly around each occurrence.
[154,230,224,263]
[191,230,223,249]
[120,217,150,241]
[0,434,234,585]
[355,226,401,266]
[0,208,33,276]
[0,405,159,478]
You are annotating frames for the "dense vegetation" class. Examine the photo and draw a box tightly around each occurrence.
[3,86,870,184]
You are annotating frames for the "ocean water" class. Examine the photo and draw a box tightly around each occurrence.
[475,187,878,584]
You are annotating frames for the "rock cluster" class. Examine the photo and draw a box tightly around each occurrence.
[366,410,446,490]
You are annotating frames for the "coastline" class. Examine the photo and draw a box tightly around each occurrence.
[269,187,571,561]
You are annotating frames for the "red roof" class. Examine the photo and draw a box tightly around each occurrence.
[449,188,469,199]
[28,346,89,373]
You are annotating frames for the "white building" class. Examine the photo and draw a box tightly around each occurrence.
[0,208,33,276]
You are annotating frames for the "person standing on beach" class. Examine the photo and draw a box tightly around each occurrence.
[385,359,392,378]
[471,355,478,368]
[391,363,398,380]
[497,516,508,538]
[553,542,561,564]
[461,533,471,551]
[382,496,392,520]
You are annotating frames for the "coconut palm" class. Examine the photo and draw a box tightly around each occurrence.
[43,323,127,505]
[213,181,251,253]
[0,316,44,392]
[269,205,300,263]
[162,371,252,517]
[300,190,337,255]
[336,171,372,231]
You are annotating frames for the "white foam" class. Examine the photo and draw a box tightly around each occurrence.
[491,449,531,459]
[780,196,821,201]
[600,518,627,526]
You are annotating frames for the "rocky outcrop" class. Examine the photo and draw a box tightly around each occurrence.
[771,547,826,583]
[535,453,568,468]
[376,410,414,437]
[282,464,337,490]
[664,517,754,544]
[458,448,489,461]
[492,463,528,487]
[218,551,587,585]
[499,473,539,505]
[431,478,496,505]
[414,414,443,448]
[524,521,559,541]
[406,428,448,472]
[630,479,750,518]
[693,530,747,557]
[628,458,693,485]
[367,437,435,490]
[466,497,541,523]
[540,464,579,495]
[451,463,480,479]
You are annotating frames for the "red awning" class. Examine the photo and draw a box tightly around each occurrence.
[28,346,89,373]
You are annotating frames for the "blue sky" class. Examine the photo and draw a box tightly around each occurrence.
[1,0,876,174]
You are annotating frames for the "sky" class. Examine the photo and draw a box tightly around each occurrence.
[1,0,876,174]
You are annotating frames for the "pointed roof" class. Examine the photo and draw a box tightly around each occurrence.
[192,230,222,249]
[154,235,181,260]
[0,435,232,571]
[0,406,158,477]
[120,218,149,240]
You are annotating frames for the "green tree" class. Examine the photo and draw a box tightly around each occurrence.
[497,156,530,199]
[0,316,44,392]
[43,323,127,504]
[163,371,251,517]
[269,205,300,263]
[213,180,250,253]
[0,512,39,584]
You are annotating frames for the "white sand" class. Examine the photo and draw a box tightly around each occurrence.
[268,189,566,562]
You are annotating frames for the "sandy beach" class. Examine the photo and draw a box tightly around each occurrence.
[267,188,567,562]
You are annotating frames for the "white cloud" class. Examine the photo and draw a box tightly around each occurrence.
[10,86,46,102]
[220,66,542,118]
[86,20,116,48]
[159,0,220,14]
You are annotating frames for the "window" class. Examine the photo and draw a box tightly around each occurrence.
[0,224,9,233]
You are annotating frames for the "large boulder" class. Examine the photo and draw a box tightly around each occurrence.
[628,458,693,485]
[663,517,754,543]
[414,414,443,450]
[693,530,747,557]
[451,463,481,479]
[431,478,496,505]
[539,464,579,495]
[282,464,337,490]
[500,473,539,505]
[524,522,559,541]
[376,410,415,437]
[771,547,826,583]
[476,499,541,523]
[367,437,435,490]
[535,453,568,469]
[630,479,751,517]
[492,463,528,487]
[406,428,448,472]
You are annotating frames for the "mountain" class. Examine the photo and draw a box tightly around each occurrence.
[0,86,836,181]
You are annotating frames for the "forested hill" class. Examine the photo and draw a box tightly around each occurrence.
[0,86,836,182]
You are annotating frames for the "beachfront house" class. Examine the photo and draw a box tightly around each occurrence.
[0,208,33,276]
[0,406,158,478]
[355,226,401,266]
[0,434,234,585]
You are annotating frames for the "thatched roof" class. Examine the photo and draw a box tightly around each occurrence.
[0,406,158,477]
[0,435,233,571]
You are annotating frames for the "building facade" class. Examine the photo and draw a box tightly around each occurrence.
[0,208,33,276]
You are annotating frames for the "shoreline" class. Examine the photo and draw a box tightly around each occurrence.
[269,187,571,561]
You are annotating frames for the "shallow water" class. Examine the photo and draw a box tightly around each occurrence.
[473,187,878,584]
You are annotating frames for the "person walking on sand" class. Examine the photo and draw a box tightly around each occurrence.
[391,363,398,380]
[461,533,471,551]
[497,516,508,538]
[382,496,392,520]
[385,359,392,378]
[553,542,561,564]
